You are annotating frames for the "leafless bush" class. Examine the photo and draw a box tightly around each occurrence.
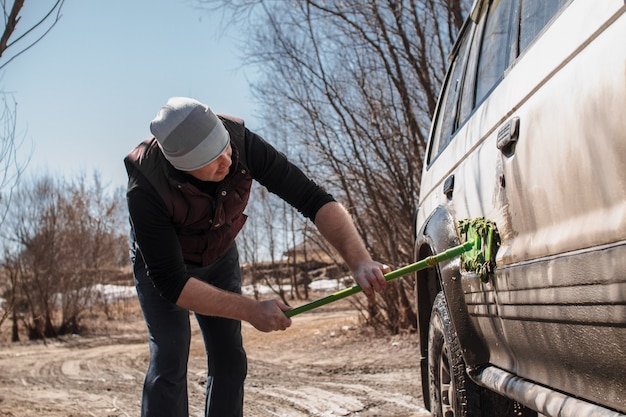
[0,174,127,341]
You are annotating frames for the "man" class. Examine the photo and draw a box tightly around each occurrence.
[125,97,389,417]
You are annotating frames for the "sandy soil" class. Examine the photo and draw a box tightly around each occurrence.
[0,297,431,417]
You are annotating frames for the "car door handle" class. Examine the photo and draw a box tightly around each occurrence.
[497,117,520,156]
[443,174,454,199]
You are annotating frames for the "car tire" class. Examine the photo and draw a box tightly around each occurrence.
[428,291,481,417]
[428,292,536,417]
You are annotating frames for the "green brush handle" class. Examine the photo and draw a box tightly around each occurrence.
[284,239,475,318]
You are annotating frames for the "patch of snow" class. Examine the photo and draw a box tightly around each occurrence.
[91,284,137,304]
[308,278,347,292]
[241,284,292,296]
[241,278,353,297]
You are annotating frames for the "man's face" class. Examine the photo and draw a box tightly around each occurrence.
[188,143,233,182]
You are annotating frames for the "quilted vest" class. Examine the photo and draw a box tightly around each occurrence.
[125,116,253,265]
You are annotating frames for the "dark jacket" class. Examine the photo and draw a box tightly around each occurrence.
[125,116,252,266]
[125,117,335,302]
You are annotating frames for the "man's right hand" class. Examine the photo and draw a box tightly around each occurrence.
[249,299,293,332]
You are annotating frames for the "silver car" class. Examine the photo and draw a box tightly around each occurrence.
[414,0,626,416]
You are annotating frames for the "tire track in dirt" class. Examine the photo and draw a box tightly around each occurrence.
[0,334,147,416]
[245,372,428,417]
[0,303,431,417]
[239,308,431,417]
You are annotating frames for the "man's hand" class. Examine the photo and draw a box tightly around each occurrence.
[177,278,292,332]
[313,202,391,302]
[353,260,390,301]
[249,299,293,332]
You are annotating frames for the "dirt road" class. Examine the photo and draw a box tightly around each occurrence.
[0,299,431,417]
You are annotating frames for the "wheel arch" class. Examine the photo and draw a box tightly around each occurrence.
[414,206,490,408]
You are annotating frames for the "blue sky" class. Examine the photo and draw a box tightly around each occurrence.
[2,0,259,191]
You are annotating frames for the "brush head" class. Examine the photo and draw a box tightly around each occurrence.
[458,218,499,282]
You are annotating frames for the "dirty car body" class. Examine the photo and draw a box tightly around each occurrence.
[413,0,626,416]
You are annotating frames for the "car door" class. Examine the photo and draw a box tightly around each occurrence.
[490,1,626,411]
[420,0,626,412]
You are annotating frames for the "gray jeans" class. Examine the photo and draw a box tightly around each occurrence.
[133,243,247,417]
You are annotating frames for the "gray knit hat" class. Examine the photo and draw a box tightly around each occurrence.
[150,97,230,171]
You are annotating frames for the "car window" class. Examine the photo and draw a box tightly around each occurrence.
[474,0,517,106]
[427,28,473,163]
[427,0,573,165]
[519,0,570,53]
[457,12,486,127]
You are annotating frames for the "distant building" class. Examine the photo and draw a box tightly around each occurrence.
[282,235,337,265]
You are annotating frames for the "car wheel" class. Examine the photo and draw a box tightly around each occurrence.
[428,291,537,417]
[428,292,479,417]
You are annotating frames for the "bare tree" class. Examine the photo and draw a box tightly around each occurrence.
[198,0,469,332]
[0,0,65,229]
[0,94,29,227]
[257,187,290,304]
[0,1,80,340]
[0,247,22,341]
[0,0,65,70]
[0,173,127,340]
[237,183,291,303]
